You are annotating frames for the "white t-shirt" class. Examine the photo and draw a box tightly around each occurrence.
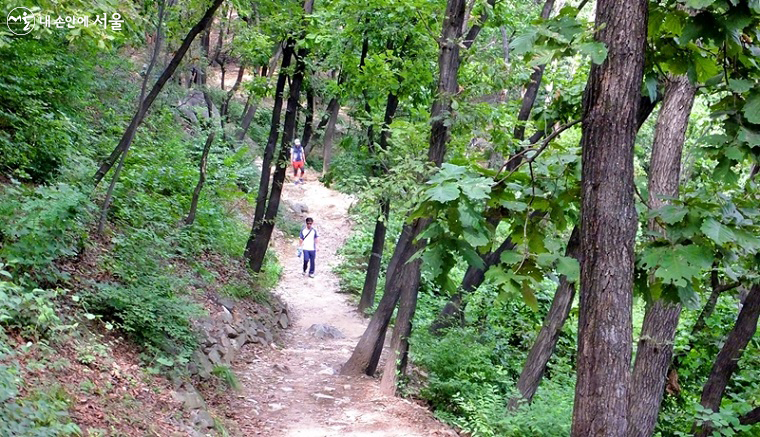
[300,226,318,251]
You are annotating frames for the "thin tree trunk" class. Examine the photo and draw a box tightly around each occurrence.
[245,0,314,273]
[93,0,225,187]
[500,26,510,67]
[694,284,760,437]
[359,91,400,313]
[220,64,245,141]
[627,75,696,437]
[571,0,648,435]
[185,130,216,225]
[236,45,281,142]
[508,226,580,408]
[740,406,760,426]
[342,0,469,380]
[96,0,166,232]
[243,41,294,264]
[300,86,315,153]
[321,100,340,176]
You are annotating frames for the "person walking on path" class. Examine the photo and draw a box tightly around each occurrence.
[291,139,306,184]
[299,217,318,277]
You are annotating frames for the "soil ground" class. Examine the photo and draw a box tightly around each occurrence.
[226,168,458,436]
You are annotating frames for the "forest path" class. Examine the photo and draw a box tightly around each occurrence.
[231,168,457,436]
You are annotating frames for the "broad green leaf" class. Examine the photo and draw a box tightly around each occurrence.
[427,182,460,203]
[501,250,523,264]
[654,204,689,224]
[536,253,558,268]
[701,218,736,245]
[677,284,702,310]
[645,74,658,103]
[578,42,608,64]
[686,0,716,8]
[463,228,490,248]
[743,92,760,124]
[692,54,720,83]
[458,202,480,228]
[501,200,528,211]
[460,177,492,200]
[728,79,754,93]
[521,282,539,311]
[557,256,580,283]
[640,244,713,286]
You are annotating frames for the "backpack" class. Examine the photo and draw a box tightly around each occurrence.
[293,145,304,162]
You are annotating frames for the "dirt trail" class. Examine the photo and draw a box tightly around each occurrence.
[232,169,457,437]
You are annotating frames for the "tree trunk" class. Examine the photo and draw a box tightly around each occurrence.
[245,0,314,273]
[236,95,259,141]
[243,41,294,264]
[341,0,468,380]
[220,64,246,140]
[236,46,281,142]
[571,0,648,435]
[359,91,400,313]
[95,0,166,233]
[740,406,760,426]
[627,76,696,437]
[508,226,580,408]
[358,198,389,313]
[93,0,225,187]
[321,99,340,176]
[694,284,760,437]
[379,256,423,395]
[185,130,216,225]
[300,86,315,153]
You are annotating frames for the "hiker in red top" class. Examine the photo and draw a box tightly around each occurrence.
[291,139,305,184]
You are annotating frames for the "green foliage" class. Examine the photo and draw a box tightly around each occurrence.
[211,365,241,391]
[0,183,93,283]
[0,357,80,436]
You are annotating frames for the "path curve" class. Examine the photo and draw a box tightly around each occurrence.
[233,169,457,437]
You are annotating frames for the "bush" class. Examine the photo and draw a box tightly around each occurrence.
[0,183,93,283]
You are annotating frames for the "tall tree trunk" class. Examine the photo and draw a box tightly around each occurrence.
[740,406,760,426]
[243,42,294,263]
[300,86,315,152]
[321,100,340,176]
[508,226,580,408]
[236,45,282,142]
[694,284,760,437]
[245,0,314,273]
[220,64,246,140]
[96,0,167,233]
[571,0,648,435]
[359,91,400,313]
[185,130,216,225]
[93,0,225,187]
[627,76,696,437]
[342,0,469,380]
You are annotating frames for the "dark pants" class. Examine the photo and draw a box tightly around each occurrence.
[303,250,316,274]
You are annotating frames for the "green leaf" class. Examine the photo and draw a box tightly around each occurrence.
[463,228,490,248]
[640,244,713,287]
[501,200,528,211]
[655,204,688,224]
[511,29,539,55]
[743,92,760,124]
[728,79,753,93]
[458,202,480,228]
[685,0,716,8]
[700,218,736,245]
[677,284,701,310]
[460,177,492,200]
[521,282,538,311]
[578,42,608,64]
[645,74,659,102]
[556,256,580,283]
[500,250,523,264]
[536,253,558,267]
[692,54,720,83]
[156,356,174,367]
[427,182,460,203]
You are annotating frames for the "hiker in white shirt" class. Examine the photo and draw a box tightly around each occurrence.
[299,217,318,277]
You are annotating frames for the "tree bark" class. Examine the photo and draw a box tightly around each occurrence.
[245,0,314,273]
[236,45,282,142]
[95,0,166,233]
[627,75,696,437]
[185,130,216,225]
[341,0,469,380]
[571,0,648,435]
[740,406,760,426]
[508,226,580,408]
[220,64,246,140]
[321,99,340,176]
[300,86,315,153]
[243,42,294,264]
[93,0,225,187]
[695,284,760,437]
[359,92,400,313]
